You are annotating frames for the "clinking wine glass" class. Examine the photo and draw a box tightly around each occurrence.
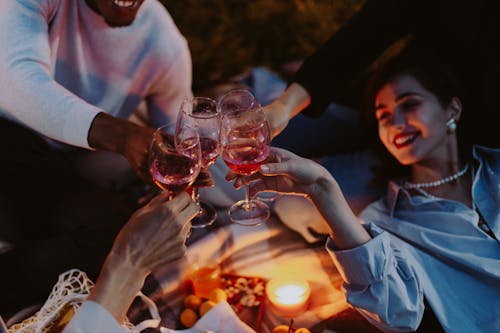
[218,89,278,204]
[148,123,202,200]
[220,90,271,226]
[178,97,221,228]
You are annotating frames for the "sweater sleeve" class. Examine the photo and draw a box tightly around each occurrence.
[294,0,424,117]
[326,228,424,332]
[0,0,101,149]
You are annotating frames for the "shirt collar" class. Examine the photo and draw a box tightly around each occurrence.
[385,181,413,219]
[384,145,500,240]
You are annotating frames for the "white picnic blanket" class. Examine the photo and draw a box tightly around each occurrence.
[154,212,349,333]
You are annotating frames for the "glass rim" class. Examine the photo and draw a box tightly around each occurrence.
[217,89,257,110]
[181,97,220,119]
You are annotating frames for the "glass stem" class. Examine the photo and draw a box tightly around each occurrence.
[243,185,252,210]
[191,187,202,213]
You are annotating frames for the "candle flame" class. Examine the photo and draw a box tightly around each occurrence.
[275,284,306,305]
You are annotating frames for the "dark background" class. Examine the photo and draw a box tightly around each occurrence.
[161,0,362,93]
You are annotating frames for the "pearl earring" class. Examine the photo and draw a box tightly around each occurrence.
[446,118,457,133]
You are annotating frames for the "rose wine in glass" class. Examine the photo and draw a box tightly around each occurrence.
[220,90,270,226]
[148,123,201,200]
[177,97,221,228]
[222,135,270,175]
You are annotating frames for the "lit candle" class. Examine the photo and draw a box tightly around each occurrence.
[266,278,311,318]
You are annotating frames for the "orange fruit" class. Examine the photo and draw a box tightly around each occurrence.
[184,294,202,310]
[180,308,198,328]
[208,288,227,303]
[272,325,290,333]
[295,329,312,333]
[199,300,217,317]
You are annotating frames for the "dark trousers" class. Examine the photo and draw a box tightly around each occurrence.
[0,118,134,315]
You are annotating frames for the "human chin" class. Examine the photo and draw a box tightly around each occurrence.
[101,0,143,27]
[386,145,420,165]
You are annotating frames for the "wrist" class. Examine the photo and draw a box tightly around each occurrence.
[88,252,149,321]
[279,82,311,117]
[309,177,370,249]
[308,176,337,207]
[87,112,138,154]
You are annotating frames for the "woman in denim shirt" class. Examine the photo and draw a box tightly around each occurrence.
[244,47,500,332]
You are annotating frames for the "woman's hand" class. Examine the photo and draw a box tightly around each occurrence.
[193,169,215,188]
[110,191,196,272]
[263,100,291,138]
[88,192,197,321]
[231,147,372,251]
[262,83,311,138]
[229,147,334,199]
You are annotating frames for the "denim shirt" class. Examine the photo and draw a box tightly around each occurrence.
[327,146,500,333]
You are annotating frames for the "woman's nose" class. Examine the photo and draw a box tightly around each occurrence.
[391,110,407,128]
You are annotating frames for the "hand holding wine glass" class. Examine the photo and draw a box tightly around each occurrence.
[219,90,271,226]
[177,97,221,228]
[148,123,202,200]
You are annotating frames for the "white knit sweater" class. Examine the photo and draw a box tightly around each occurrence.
[0,0,192,149]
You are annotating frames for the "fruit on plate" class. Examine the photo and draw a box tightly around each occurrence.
[199,300,217,316]
[272,325,290,333]
[272,325,312,333]
[208,287,228,303]
[180,308,198,328]
[183,294,202,311]
[180,274,266,328]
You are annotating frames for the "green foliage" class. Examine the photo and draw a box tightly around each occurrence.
[161,0,362,92]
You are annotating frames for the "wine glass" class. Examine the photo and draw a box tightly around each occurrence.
[177,97,221,228]
[218,89,279,204]
[217,89,257,114]
[219,90,271,226]
[148,123,202,200]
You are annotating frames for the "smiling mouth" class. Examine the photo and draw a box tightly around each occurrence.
[393,132,419,149]
[111,0,137,8]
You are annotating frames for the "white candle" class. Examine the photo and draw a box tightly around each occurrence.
[266,278,311,318]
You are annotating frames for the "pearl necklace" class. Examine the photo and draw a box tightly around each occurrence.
[404,163,470,190]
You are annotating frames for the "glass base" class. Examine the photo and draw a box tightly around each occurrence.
[256,191,279,204]
[190,201,217,228]
[228,199,270,226]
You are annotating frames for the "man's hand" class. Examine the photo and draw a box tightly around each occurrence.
[87,112,155,184]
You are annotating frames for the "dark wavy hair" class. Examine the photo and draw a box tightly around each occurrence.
[362,43,469,185]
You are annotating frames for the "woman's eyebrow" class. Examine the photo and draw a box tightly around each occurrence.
[375,103,386,111]
[375,91,423,111]
[395,91,423,101]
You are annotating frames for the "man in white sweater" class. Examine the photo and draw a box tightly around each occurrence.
[0,0,192,314]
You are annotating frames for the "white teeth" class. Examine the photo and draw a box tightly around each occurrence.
[395,133,417,145]
[112,0,136,8]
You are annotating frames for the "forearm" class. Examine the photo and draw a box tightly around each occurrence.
[276,82,311,119]
[266,82,311,137]
[0,0,100,148]
[310,177,371,249]
[87,252,149,322]
[88,112,147,153]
